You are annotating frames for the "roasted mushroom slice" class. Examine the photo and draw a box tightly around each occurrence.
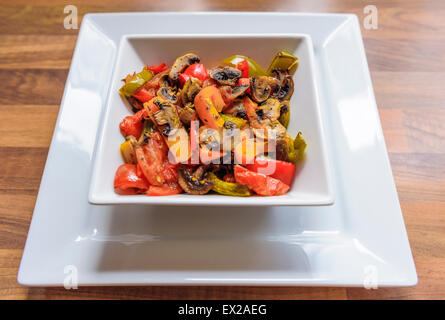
[145,69,171,89]
[177,164,214,195]
[150,98,181,137]
[245,97,286,140]
[275,136,291,162]
[158,73,172,88]
[270,68,287,83]
[250,76,280,103]
[157,86,178,103]
[209,67,242,85]
[277,75,294,101]
[181,77,201,105]
[169,53,200,81]
[223,99,247,119]
[219,85,249,104]
[279,100,290,115]
[178,103,196,125]
[199,126,221,150]
[257,98,281,121]
[251,119,286,140]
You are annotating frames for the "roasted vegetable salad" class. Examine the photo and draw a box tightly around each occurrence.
[114,51,306,197]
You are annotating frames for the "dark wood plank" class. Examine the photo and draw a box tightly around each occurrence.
[0,69,68,105]
[390,153,445,202]
[0,35,76,69]
[0,105,58,147]
[365,39,445,72]
[372,72,445,109]
[0,0,444,300]
[0,147,48,195]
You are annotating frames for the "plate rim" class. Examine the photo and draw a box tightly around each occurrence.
[18,12,417,287]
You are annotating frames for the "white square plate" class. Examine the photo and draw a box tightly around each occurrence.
[18,12,417,286]
[89,33,333,206]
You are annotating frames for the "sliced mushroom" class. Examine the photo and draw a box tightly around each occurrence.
[169,53,200,81]
[157,86,178,103]
[145,68,171,88]
[232,85,250,97]
[209,67,241,85]
[151,98,181,137]
[219,85,249,104]
[223,99,247,119]
[279,100,290,115]
[178,103,196,125]
[199,126,221,150]
[257,98,281,121]
[269,68,288,98]
[177,164,214,195]
[181,77,201,105]
[275,136,291,162]
[250,76,280,103]
[277,76,294,101]
[270,68,287,83]
[252,120,286,140]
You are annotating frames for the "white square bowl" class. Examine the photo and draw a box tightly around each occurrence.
[18,12,416,287]
[89,34,333,206]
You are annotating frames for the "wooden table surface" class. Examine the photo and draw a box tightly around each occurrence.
[0,0,444,300]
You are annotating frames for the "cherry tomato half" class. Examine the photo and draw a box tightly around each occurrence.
[114,163,150,193]
[234,165,290,196]
[245,157,295,186]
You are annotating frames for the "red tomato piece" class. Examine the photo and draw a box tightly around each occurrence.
[119,109,147,139]
[132,87,154,102]
[178,73,191,87]
[236,77,251,94]
[145,62,167,74]
[236,59,249,78]
[223,173,236,183]
[245,157,296,186]
[114,164,150,192]
[234,165,290,196]
[146,183,182,196]
[194,86,225,129]
[119,117,142,139]
[134,132,182,193]
[134,133,168,186]
[202,78,217,88]
[163,162,179,183]
[183,63,209,83]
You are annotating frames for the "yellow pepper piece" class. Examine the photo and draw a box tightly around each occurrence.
[120,140,136,164]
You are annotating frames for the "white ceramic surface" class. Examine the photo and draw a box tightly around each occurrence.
[89,34,333,206]
[18,12,417,287]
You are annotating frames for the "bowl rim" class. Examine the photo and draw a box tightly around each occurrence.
[88,32,334,206]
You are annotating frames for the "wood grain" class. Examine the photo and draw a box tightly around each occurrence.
[0,0,444,299]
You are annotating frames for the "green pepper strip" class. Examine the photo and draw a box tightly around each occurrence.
[208,172,251,197]
[293,131,307,162]
[220,114,247,128]
[221,55,267,77]
[278,110,290,129]
[287,132,306,163]
[119,68,154,98]
[267,50,299,75]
